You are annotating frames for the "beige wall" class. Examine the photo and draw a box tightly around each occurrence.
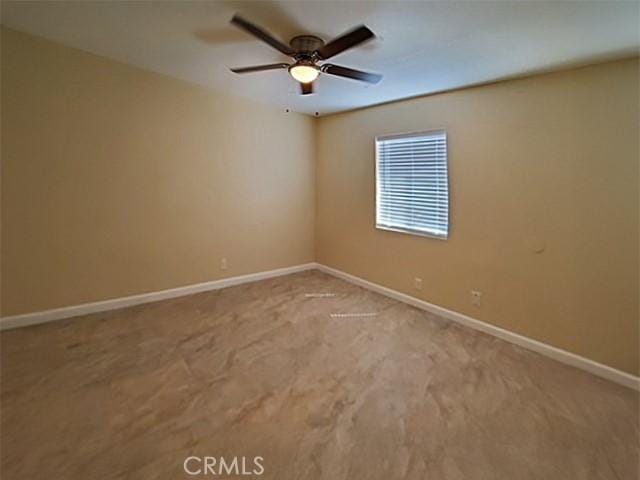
[2,28,638,376]
[316,58,639,375]
[1,28,315,316]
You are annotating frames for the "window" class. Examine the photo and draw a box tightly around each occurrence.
[375,130,449,239]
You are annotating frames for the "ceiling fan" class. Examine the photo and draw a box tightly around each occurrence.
[229,14,382,95]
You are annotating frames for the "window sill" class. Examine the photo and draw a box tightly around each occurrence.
[375,224,448,240]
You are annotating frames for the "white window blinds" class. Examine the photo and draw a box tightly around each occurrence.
[376,130,449,239]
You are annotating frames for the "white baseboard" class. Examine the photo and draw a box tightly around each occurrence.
[316,263,640,392]
[0,263,317,331]
[2,261,637,391]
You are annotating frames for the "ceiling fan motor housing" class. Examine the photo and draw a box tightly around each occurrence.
[289,35,325,55]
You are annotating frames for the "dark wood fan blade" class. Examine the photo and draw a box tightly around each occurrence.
[231,14,294,56]
[321,64,382,84]
[300,82,314,95]
[230,63,290,74]
[316,25,375,60]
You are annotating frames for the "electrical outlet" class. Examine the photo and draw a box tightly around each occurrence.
[471,290,482,306]
[414,277,423,290]
[220,258,228,270]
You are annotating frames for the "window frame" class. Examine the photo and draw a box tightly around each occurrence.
[374,129,450,240]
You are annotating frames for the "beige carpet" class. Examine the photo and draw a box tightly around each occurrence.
[1,270,638,479]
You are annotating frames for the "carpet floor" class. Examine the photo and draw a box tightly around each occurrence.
[1,270,638,479]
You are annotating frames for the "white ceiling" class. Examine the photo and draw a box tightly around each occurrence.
[2,1,638,116]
